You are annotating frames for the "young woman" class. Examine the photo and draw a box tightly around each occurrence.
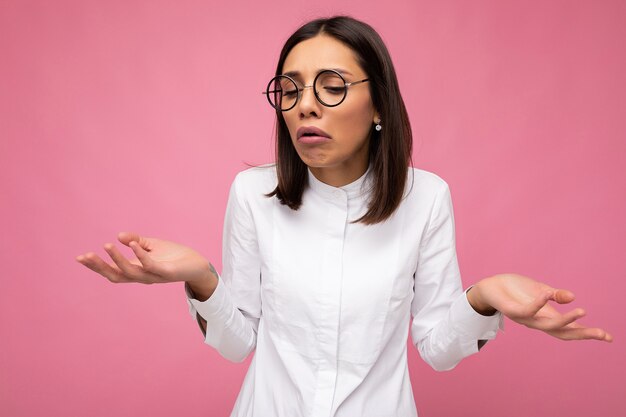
[76,15,612,417]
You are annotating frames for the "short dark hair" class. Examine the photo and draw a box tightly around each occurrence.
[266,15,413,225]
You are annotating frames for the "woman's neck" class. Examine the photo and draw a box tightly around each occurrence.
[308,158,369,187]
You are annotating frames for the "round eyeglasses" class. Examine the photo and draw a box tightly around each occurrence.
[262,69,369,111]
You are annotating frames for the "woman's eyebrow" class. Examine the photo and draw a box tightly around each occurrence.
[282,68,353,78]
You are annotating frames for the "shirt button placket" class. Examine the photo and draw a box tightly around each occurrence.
[310,190,348,417]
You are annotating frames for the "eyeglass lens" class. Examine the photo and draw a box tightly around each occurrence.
[267,71,347,111]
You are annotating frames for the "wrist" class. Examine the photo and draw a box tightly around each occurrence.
[466,283,497,316]
[186,263,219,301]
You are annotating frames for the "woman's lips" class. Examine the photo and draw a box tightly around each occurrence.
[296,126,331,144]
[297,135,332,145]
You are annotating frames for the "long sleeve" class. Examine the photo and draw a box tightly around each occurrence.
[185,173,262,363]
[410,181,504,371]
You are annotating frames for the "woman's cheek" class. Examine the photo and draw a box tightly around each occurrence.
[344,113,372,147]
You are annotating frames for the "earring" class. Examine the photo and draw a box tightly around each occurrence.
[375,120,382,131]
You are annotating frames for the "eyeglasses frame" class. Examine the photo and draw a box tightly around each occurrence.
[262,69,369,111]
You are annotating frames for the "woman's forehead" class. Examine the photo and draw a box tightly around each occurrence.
[282,68,353,79]
[282,35,363,78]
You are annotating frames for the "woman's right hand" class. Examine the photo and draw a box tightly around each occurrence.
[76,232,215,286]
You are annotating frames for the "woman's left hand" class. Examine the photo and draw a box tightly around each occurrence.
[467,274,613,342]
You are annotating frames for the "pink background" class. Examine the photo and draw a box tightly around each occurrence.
[1,1,624,416]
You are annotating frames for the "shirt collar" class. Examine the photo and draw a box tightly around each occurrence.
[307,163,373,200]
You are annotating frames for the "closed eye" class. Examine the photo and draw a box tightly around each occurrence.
[323,86,346,95]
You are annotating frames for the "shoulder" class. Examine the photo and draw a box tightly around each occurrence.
[398,168,455,225]
[405,167,450,199]
[231,163,278,202]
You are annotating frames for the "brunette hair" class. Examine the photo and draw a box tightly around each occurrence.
[266,15,413,225]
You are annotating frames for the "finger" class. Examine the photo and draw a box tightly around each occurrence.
[561,321,614,342]
[104,244,164,284]
[548,325,613,342]
[125,241,169,282]
[76,252,129,283]
[530,307,586,331]
[128,240,157,273]
[550,288,575,304]
[104,243,145,280]
[118,232,152,250]
[554,307,586,327]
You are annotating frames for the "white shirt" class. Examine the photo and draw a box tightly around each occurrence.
[186,164,503,417]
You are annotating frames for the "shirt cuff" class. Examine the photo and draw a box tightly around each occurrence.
[450,286,504,342]
[185,273,228,322]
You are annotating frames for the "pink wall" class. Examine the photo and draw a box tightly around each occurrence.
[1,1,624,416]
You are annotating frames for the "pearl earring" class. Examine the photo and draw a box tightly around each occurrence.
[375,121,382,131]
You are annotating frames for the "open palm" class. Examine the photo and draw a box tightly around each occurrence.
[474,274,612,342]
[76,231,212,285]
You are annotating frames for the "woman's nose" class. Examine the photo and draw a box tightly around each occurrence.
[298,85,321,116]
